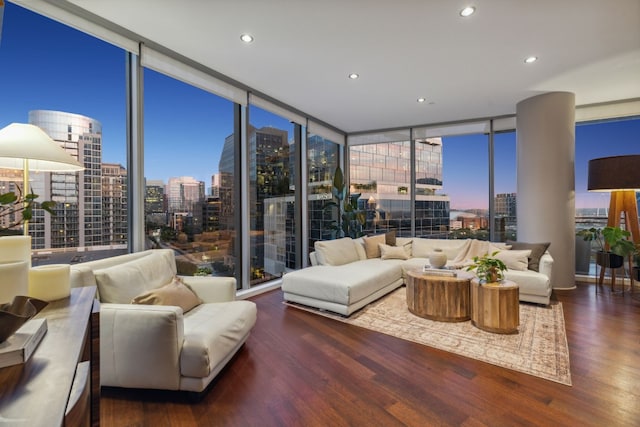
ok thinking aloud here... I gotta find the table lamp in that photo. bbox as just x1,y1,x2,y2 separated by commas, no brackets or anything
0,123,84,234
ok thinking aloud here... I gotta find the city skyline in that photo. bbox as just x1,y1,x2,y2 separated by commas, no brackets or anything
1,3,639,211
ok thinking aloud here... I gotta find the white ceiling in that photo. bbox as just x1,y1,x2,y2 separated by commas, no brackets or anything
66,0,640,134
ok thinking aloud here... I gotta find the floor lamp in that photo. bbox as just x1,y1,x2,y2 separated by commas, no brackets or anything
0,123,84,235
588,155,640,290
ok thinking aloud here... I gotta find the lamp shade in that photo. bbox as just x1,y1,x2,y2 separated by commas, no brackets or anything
587,155,640,192
0,123,84,171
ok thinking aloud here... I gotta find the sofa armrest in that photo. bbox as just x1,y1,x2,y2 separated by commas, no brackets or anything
179,275,236,303
539,252,554,279
100,303,184,390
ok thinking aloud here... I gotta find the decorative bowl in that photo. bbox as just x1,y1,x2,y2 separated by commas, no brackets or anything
0,296,48,343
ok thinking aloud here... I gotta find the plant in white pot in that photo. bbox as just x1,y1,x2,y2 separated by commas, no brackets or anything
466,251,507,285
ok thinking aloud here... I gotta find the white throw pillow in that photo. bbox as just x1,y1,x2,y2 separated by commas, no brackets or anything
95,251,176,303
363,234,386,258
379,243,409,260
314,238,360,266
495,249,531,271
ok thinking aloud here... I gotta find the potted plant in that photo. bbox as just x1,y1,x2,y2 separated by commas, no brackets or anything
576,226,636,269
466,251,507,285
0,187,55,233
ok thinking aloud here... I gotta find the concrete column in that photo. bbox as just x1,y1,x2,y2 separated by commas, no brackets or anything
516,92,576,290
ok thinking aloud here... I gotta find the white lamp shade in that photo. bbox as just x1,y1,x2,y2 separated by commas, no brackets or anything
0,123,84,171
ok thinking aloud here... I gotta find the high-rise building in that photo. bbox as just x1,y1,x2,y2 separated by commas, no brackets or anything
249,126,291,277
349,138,450,238
29,110,104,249
495,192,517,241
144,179,166,226
210,173,220,198
166,176,205,214
102,163,128,245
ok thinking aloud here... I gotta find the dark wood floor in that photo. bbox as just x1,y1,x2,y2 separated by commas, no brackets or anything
101,283,640,427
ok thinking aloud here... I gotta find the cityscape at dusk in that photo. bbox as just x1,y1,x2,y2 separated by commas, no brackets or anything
2,3,638,214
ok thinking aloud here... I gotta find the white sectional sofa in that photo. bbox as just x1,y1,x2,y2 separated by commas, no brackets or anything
282,235,553,316
69,249,257,393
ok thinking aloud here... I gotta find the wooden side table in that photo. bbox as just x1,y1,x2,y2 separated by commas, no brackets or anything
406,270,473,322
471,279,519,334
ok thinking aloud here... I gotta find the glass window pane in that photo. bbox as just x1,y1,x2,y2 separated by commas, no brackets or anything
441,133,489,240
494,131,517,242
0,4,128,264
308,135,339,247
249,106,296,285
144,69,236,283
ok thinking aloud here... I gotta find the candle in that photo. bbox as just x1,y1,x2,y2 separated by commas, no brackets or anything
0,260,29,304
0,236,32,267
28,264,71,301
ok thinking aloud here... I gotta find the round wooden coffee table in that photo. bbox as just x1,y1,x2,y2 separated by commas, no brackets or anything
406,270,473,322
470,279,519,334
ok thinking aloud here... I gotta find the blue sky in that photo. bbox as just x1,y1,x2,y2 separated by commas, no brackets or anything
1,3,638,208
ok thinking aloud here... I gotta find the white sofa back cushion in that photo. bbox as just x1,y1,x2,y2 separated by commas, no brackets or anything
314,237,361,266
412,238,468,260
94,250,176,303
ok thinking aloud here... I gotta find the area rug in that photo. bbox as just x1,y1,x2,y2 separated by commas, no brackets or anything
285,288,572,386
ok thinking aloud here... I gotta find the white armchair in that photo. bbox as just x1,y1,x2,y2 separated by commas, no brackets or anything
70,249,257,393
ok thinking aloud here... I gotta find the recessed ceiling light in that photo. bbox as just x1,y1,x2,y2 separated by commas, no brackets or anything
240,34,254,43
460,6,475,17
348,73,359,79
524,56,538,64
417,97,426,103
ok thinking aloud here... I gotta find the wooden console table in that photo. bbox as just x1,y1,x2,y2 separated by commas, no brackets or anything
0,286,100,427
406,270,473,322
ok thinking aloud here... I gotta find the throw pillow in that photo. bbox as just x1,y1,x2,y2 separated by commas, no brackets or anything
385,230,397,246
506,241,551,272
94,251,176,304
132,276,202,313
314,238,360,266
495,249,531,271
363,234,386,258
380,243,409,260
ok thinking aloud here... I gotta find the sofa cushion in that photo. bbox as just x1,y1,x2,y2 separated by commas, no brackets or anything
380,243,409,260
506,241,551,272
504,269,551,298
94,251,176,304
132,277,202,313
495,249,531,271
314,238,361,266
364,234,386,258
282,258,403,306
412,238,468,260
385,230,397,246
180,300,257,378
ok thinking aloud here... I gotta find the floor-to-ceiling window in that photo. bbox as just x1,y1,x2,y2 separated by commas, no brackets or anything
143,69,236,280
308,134,339,247
493,131,517,242
574,116,640,275
248,105,296,285
440,133,489,240
0,3,127,265
350,141,413,237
